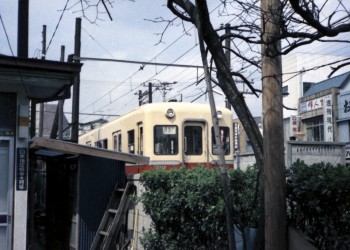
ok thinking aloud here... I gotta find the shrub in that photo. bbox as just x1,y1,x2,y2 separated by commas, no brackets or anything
286,160,350,249
139,166,259,249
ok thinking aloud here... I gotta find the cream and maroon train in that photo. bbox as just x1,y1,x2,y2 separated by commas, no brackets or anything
79,102,234,174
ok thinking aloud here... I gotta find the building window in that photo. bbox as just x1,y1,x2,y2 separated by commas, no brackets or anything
306,117,324,141
154,125,178,155
212,127,230,155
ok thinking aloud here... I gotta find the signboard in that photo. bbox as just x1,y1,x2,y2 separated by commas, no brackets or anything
290,115,302,136
300,94,331,113
16,148,27,191
323,96,333,142
346,143,350,164
338,92,350,120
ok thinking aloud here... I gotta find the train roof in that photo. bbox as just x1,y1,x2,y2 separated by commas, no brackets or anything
79,102,233,137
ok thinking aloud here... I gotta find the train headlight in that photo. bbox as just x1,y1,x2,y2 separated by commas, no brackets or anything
166,108,175,118
216,111,223,119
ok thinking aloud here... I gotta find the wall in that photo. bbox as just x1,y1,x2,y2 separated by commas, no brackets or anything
286,141,345,168
127,174,151,250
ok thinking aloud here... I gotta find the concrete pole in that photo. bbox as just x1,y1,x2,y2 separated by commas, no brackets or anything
71,18,81,142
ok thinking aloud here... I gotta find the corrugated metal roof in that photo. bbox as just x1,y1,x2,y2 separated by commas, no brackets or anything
303,71,350,97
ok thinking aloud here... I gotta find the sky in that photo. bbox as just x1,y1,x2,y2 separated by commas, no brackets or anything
0,0,349,123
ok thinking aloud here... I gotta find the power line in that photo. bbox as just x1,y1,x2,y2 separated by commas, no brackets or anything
74,56,204,69
46,0,70,55
0,12,14,56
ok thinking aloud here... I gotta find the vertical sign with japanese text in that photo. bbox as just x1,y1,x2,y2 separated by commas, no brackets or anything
290,115,302,136
16,148,27,191
323,97,333,142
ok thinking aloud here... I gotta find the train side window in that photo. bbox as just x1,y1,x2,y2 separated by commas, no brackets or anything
113,134,117,151
154,125,178,155
139,127,144,155
95,139,108,149
128,130,135,154
118,133,122,151
184,126,203,155
211,127,230,155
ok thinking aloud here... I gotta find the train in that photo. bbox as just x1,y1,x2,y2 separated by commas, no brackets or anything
78,102,234,174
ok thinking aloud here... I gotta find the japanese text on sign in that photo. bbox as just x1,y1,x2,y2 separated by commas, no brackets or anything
16,148,27,191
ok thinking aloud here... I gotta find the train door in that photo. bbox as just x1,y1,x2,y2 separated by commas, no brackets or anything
0,137,14,250
183,121,207,166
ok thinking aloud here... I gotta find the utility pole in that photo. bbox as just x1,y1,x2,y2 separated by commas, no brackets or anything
261,0,287,249
39,25,46,137
195,2,236,249
152,81,176,102
50,45,65,139
58,46,65,139
225,23,232,110
17,0,29,57
148,82,153,103
71,18,81,142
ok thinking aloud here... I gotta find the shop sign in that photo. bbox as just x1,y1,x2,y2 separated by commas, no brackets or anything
323,96,333,142
290,115,302,136
16,148,27,191
300,95,331,113
338,92,350,120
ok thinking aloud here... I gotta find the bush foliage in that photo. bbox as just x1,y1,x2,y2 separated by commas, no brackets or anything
286,160,350,249
139,162,350,249
139,166,259,250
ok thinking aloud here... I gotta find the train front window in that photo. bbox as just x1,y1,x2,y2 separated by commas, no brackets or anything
184,126,203,155
212,126,230,155
154,125,178,155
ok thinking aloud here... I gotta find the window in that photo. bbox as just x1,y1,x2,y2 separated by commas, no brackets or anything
113,131,122,151
212,127,230,155
128,130,135,154
139,127,144,155
306,117,324,141
184,126,203,155
154,125,178,155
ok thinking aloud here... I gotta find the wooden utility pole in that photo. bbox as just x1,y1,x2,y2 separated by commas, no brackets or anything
261,0,287,249
71,18,81,142
39,25,46,137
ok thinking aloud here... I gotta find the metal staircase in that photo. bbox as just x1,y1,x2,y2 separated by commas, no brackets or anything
90,181,136,250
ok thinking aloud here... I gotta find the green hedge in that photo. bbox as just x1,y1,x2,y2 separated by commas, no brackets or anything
139,162,350,249
139,166,259,250
286,160,350,249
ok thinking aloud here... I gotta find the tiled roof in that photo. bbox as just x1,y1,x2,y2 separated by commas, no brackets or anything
303,71,350,97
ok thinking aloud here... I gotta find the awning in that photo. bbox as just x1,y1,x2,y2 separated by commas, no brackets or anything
0,55,82,102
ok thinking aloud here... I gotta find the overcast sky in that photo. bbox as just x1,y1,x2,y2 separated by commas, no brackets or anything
0,0,349,123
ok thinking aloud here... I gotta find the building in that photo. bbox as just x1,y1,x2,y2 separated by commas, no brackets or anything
79,118,108,135
0,55,82,250
282,53,350,118
297,71,350,142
